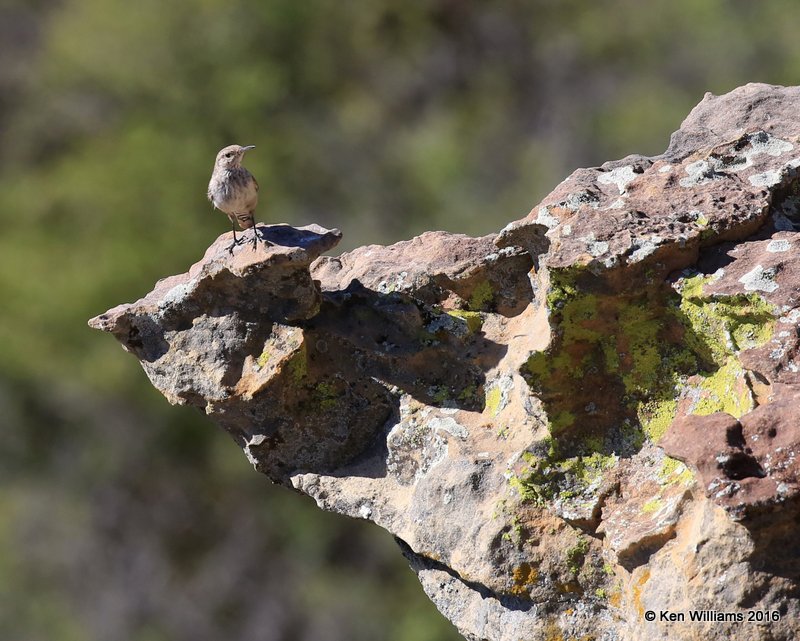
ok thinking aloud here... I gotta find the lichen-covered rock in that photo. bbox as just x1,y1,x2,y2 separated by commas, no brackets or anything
91,84,800,641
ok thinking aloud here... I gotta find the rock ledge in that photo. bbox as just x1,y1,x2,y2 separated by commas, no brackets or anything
91,85,800,641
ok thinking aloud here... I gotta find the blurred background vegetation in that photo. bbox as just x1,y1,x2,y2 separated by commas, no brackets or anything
1,0,800,639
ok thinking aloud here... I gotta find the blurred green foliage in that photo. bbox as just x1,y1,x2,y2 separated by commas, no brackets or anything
2,0,800,639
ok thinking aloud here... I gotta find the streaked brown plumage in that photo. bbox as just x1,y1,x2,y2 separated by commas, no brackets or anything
207,144,263,252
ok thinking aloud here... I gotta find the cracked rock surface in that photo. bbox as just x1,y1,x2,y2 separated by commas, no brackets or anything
91,84,800,641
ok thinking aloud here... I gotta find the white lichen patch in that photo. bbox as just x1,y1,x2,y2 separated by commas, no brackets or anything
679,159,726,188
749,171,781,188
598,165,638,194
600,254,621,269
766,239,791,253
483,246,522,264
708,267,725,283
160,279,198,309
738,265,779,293
770,346,786,360
588,240,609,257
385,397,456,482
485,375,514,416
428,416,469,439
628,236,663,263
376,271,409,294
680,133,792,189
563,190,601,210
778,308,800,324
603,197,625,210
748,132,794,158
536,206,560,230
427,312,466,337
659,164,673,173
726,133,795,176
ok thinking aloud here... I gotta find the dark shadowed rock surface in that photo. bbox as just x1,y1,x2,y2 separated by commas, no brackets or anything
91,85,800,641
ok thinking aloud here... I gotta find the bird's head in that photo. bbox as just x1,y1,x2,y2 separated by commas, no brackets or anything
214,144,255,169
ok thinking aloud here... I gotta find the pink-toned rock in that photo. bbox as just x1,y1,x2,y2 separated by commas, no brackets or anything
499,84,800,286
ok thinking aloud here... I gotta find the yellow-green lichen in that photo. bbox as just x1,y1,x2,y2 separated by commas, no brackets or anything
641,498,663,514
526,280,685,441
550,410,576,434
458,383,479,403
447,309,484,333
501,514,525,545
431,385,450,403
468,280,494,311
287,346,307,382
693,358,753,417
527,269,775,436
417,329,438,346
637,398,677,442
527,285,603,388
511,447,617,506
601,340,620,372
565,536,590,575
617,301,663,395
256,350,271,369
515,266,774,507
659,456,695,486
485,386,503,416
677,274,774,418
314,382,340,409
678,274,775,362
526,351,550,381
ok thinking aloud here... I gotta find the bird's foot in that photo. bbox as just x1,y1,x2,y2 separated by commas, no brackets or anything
226,235,245,254
252,227,273,250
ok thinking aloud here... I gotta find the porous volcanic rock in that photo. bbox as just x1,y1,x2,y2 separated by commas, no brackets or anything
91,84,800,641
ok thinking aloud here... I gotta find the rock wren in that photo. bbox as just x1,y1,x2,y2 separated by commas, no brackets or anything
207,144,263,252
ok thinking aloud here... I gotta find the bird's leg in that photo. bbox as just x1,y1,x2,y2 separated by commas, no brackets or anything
252,219,272,249
250,216,272,249
226,221,239,254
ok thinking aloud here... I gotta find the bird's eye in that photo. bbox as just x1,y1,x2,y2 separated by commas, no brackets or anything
225,152,233,158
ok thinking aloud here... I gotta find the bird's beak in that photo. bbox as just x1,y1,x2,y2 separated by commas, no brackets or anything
242,145,255,151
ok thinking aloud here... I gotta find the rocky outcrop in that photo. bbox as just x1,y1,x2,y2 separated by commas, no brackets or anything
90,84,800,641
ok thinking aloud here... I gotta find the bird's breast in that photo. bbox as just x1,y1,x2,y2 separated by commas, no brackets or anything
208,169,258,213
